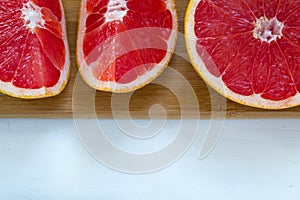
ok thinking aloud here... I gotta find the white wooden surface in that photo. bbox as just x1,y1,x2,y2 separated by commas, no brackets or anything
0,119,300,199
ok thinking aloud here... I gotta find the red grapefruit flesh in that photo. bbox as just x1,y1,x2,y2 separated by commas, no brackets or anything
77,0,178,92
0,0,70,98
185,0,300,109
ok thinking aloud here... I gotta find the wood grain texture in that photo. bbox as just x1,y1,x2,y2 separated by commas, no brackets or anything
0,0,299,119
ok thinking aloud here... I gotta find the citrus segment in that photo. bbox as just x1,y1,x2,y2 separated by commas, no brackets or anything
32,0,62,21
276,1,300,21
77,0,178,92
35,28,65,70
242,0,264,18
185,0,300,109
12,33,61,89
0,0,70,98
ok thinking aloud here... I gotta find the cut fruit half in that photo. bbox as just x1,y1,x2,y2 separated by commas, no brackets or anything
77,0,178,93
0,0,70,99
185,0,300,109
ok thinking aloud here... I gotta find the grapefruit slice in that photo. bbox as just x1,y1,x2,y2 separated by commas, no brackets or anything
77,0,178,92
185,0,300,109
0,0,70,99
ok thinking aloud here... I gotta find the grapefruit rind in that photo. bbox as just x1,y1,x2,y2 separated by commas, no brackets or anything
185,0,300,109
77,0,178,93
0,0,70,99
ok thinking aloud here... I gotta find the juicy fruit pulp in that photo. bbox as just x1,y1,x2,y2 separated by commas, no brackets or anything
77,0,177,92
186,0,300,109
0,0,69,98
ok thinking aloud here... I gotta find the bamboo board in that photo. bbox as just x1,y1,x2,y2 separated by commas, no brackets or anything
0,0,299,119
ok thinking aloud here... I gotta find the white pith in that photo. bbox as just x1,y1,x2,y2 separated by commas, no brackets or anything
185,0,300,109
77,0,178,93
21,1,45,32
253,17,284,44
104,0,128,23
0,0,70,99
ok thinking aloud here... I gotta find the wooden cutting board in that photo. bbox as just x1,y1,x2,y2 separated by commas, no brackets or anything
0,0,299,119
